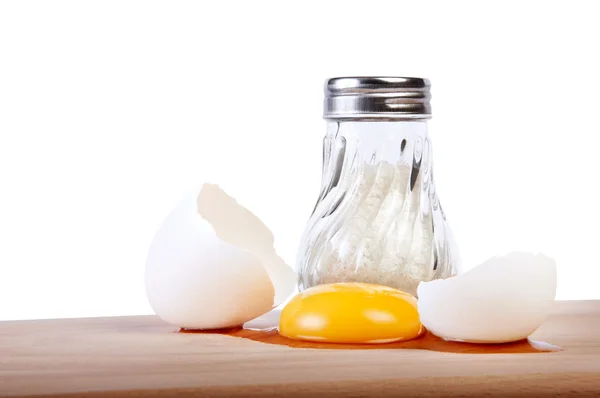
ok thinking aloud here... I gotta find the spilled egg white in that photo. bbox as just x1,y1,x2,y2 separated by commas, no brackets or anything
417,252,557,343
145,183,296,330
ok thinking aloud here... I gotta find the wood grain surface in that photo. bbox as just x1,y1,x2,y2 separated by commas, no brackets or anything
1,300,599,398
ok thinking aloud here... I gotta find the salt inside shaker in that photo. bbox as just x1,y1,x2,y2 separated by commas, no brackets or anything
296,77,461,296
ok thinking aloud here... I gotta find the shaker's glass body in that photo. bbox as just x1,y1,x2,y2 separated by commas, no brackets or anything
296,120,460,296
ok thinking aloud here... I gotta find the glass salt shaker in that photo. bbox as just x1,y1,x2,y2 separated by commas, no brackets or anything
296,77,461,296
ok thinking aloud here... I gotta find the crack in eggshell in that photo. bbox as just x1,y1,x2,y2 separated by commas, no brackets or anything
196,183,296,306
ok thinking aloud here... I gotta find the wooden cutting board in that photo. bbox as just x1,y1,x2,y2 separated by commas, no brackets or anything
1,300,599,398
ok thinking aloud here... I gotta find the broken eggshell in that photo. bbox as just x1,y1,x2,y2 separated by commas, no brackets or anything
145,183,296,330
417,251,557,343
196,183,296,306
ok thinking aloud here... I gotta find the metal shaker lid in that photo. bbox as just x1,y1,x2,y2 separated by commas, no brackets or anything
324,76,432,120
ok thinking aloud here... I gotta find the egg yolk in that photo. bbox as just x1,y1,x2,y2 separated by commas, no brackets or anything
279,282,424,344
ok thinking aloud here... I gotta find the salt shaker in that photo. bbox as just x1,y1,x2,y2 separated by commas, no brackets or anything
296,77,461,296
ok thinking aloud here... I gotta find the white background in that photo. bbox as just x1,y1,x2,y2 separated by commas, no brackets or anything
1,1,599,321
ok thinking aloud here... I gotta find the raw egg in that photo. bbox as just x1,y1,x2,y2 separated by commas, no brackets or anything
279,283,424,344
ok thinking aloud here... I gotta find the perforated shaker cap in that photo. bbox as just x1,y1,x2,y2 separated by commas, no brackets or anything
324,76,432,120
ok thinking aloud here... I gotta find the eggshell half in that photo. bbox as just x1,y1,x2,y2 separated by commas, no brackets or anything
145,187,276,330
417,252,557,343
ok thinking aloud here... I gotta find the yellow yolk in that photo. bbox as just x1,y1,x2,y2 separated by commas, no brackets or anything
279,282,424,344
